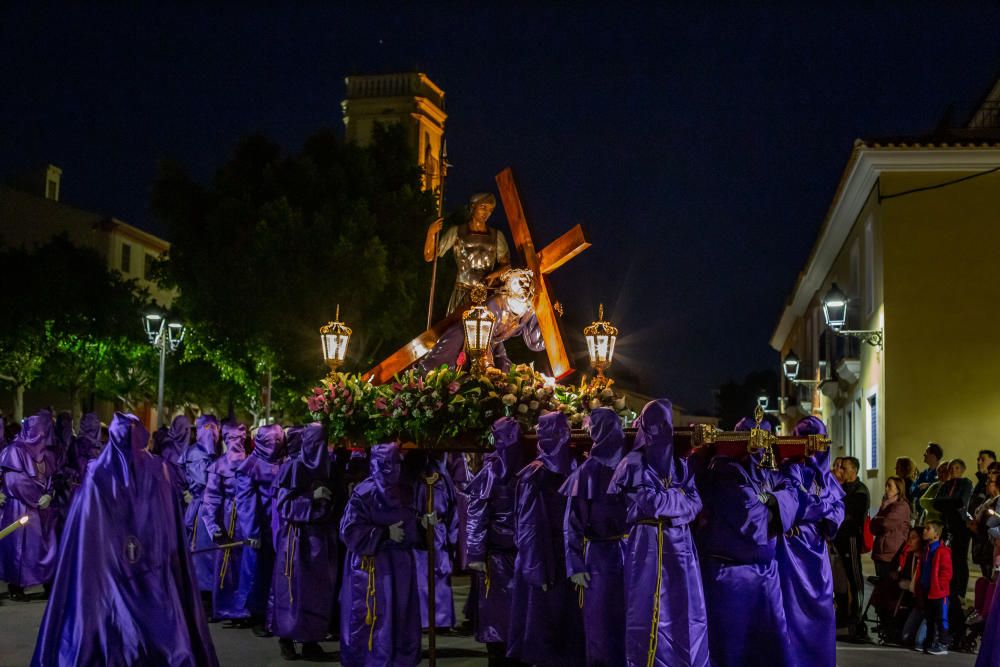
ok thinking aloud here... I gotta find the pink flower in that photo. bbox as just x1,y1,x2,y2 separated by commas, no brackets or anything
392,398,402,408
447,381,460,395
306,396,325,412
401,408,409,417
434,401,444,410
417,376,425,391
374,397,387,411
392,382,403,392
345,394,354,405
341,388,351,399
313,387,324,396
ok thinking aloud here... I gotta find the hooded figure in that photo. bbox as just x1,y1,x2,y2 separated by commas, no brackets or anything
234,423,287,625
340,442,423,667
466,418,524,660
697,417,798,667
409,451,459,630
181,414,221,592
607,399,709,667
272,424,339,660
200,421,252,621
156,415,192,502
30,412,219,667
561,407,631,667
507,411,584,667
776,417,845,667
0,411,59,597
69,413,104,481
50,411,75,530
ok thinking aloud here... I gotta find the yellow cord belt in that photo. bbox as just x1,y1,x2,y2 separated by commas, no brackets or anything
647,523,665,667
362,555,377,651
219,500,238,587
283,524,299,604
577,538,589,609
484,558,492,598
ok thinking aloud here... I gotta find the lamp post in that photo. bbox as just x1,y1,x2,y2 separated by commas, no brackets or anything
757,393,769,410
821,283,883,349
144,314,185,428
320,305,353,373
583,304,618,386
462,285,496,377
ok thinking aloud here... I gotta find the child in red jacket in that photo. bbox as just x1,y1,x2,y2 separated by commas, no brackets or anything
917,521,953,655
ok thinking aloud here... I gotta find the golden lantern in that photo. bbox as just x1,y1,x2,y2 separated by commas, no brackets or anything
584,303,618,384
462,284,496,376
320,304,352,372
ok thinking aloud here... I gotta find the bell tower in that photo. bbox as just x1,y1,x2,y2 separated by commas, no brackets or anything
342,72,447,197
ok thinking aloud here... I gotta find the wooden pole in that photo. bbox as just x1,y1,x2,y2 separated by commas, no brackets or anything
426,141,448,329
424,472,439,666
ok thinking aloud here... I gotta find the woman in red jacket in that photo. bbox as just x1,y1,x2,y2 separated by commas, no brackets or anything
871,476,912,580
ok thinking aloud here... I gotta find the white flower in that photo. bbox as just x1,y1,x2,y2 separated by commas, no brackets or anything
517,403,529,414
507,384,519,394
570,413,584,426
535,388,546,400
600,388,614,399
502,393,517,406
614,397,626,410
589,398,601,410
521,386,534,398
529,400,539,410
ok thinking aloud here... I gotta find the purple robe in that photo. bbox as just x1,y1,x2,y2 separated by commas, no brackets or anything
508,411,584,667
978,590,1000,667
181,415,220,591
272,424,339,642
69,413,103,482
0,412,59,588
31,412,218,667
413,455,459,629
562,408,630,667
776,417,845,667
608,400,709,667
340,443,421,667
447,452,472,570
234,423,286,619
200,421,251,618
156,415,191,501
698,418,798,667
466,418,523,644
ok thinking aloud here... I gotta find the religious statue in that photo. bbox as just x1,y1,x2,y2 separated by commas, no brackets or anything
424,192,510,315
419,268,544,373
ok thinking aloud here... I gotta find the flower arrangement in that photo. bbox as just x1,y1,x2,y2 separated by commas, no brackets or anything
479,363,562,431
555,376,636,427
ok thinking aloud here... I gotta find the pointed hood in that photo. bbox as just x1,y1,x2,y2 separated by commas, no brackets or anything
490,417,523,480
55,411,73,461
278,424,329,490
633,399,675,479
299,423,328,472
73,413,103,462
104,412,150,487
251,424,286,464
159,415,191,467
586,407,625,468
792,415,837,489
536,411,572,475
214,421,249,477
17,410,54,462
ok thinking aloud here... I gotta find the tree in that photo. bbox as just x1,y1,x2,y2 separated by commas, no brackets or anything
152,124,439,414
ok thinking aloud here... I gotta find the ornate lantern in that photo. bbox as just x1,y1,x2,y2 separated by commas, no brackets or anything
821,283,849,331
320,304,352,372
782,350,800,381
584,304,618,384
462,284,496,376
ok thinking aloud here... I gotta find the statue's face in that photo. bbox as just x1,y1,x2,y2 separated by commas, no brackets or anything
471,201,494,226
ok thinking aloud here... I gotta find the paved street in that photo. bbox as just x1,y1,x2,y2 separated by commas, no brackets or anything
0,576,981,666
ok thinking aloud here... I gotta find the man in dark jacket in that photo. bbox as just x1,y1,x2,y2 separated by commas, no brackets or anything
934,458,974,643
971,450,997,515
835,457,870,642
912,443,943,509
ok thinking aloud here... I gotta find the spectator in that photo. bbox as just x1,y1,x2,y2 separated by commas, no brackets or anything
885,527,925,645
918,461,951,524
934,458,974,641
872,476,911,580
971,475,1000,579
834,456,870,641
896,457,919,491
912,443,943,508
971,450,998,514
914,521,954,655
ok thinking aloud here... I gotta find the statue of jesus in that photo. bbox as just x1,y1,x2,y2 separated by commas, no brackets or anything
423,192,510,315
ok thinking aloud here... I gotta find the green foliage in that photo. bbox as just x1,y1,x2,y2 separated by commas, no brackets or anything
153,124,438,413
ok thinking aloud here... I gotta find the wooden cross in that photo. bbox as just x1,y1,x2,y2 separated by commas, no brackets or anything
365,167,589,384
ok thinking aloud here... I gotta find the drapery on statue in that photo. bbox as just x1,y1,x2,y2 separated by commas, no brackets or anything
424,193,511,316
419,268,544,374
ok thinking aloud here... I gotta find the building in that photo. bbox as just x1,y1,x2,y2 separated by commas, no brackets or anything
770,81,1000,509
341,72,447,198
0,165,174,306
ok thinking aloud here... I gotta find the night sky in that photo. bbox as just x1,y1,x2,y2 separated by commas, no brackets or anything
3,4,999,411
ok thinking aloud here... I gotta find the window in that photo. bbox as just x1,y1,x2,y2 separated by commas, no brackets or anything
867,394,878,470
46,179,58,200
144,253,155,280
864,217,875,315
120,243,132,273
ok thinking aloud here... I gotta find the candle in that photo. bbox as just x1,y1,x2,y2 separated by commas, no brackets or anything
0,515,29,541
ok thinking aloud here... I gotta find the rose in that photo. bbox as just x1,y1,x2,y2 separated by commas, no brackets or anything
502,394,517,406
507,384,519,394
535,388,546,400
517,404,529,414
529,400,539,410
521,387,534,398
447,381,460,395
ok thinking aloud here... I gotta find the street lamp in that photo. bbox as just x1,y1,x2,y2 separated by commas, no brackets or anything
782,350,821,387
583,303,618,386
821,283,884,349
144,313,185,428
757,393,769,410
320,304,352,372
462,285,496,377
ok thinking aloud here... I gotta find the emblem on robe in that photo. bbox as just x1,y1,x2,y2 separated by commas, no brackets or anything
125,535,142,564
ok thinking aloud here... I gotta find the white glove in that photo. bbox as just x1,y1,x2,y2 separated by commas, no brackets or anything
570,572,591,589
247,538,261,549
388,521,405,543
313,486,333,501
541,584,549,592
0,492,6,507
182,490,194,504
468,561,487,573
37,494,52,510
421,512,440,528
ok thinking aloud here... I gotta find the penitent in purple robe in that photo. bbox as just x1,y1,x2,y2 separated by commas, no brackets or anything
181,415,220,592
200,421,251,619
413,453,459,629
561,407,630,667
31,412,219,667
0,411,59,589
777,417,845,667
507,411,584,667
340,443,422,667
608,400,709,667
447,452,472,571
234,423,286,620
466,418,524,646
156,415,192,502
698,418,798,667
69,413,104,482
272,424,339,643
977,592,1000,667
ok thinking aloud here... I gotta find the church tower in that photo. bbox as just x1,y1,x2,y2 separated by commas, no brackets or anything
341,72,447,197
